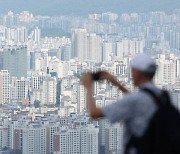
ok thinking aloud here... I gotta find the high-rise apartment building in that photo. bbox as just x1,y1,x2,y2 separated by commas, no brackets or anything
102,42,116,62
101,12,118,23
53,124,99,154
0,70,10,104
32,76,57,106
42,77,57,105
22,125,47,154
87,33,102,62
77,83,86,113
46,125,60,153
155,54,177,85
72,29,88,61
2,46,27,79
116,39,144,57
72,29,102,62
11,77,29,103
33,27,41,43
4,27,28,43
0,125,8,149
105,123,124,154
80,124,99,154
60,43,72,61
54,129,80,154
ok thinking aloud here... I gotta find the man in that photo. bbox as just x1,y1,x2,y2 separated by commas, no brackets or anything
82,54,160,154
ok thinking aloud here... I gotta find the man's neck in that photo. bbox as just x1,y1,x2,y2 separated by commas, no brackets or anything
137,79,152,88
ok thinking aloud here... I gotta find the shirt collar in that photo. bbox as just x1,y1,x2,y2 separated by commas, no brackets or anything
139,81,154,89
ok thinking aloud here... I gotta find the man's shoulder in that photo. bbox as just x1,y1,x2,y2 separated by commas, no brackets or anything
122,90,156,107
124,91,151,100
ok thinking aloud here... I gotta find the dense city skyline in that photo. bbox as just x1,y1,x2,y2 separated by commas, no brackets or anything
0,4,179,154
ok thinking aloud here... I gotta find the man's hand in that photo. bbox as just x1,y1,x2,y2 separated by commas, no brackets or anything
100,71,129,93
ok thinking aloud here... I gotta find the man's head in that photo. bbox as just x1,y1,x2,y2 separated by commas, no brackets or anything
131,54,157,87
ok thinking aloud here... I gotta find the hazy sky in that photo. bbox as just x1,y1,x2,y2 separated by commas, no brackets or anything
0,0,179,16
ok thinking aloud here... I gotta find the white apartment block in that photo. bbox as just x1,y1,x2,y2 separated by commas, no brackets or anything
0,70,10,104
22,125,46,154
11,77,29,103
80,124,99,154
77,84,86,113
105,123,124,154
0,126,8,149
87,33,102,62
155,54,177,86
32,76,57,106
53,124,98,154
54,129,80,154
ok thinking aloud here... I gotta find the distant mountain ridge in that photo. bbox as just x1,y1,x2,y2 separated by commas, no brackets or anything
0,0,179,16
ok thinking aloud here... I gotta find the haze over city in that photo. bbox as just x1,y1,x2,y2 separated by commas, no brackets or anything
0,0,180,15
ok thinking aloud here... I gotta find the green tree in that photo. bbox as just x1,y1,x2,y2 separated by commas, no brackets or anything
34,100,40,108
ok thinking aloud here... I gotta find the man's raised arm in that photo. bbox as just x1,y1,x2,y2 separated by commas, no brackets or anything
82,73,104,119
82,71,129,119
